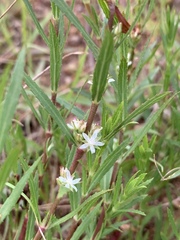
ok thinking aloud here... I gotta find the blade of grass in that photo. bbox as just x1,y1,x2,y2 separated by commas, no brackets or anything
92,30,114,103
49,21,61,92
50,190,111,228
0,147,21,192
23,73,75,144
52,0,99,59
23,0,49,46
120,94,175,164
105,92,171,140
0,157,41,223
0,48,25,154
71,202,101,240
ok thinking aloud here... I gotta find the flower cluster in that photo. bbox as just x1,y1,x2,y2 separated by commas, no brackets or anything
57,168,81,192
67,119,104,154
67,119,87,143
79,128,104,154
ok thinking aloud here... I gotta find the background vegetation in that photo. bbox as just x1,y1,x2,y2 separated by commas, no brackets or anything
0,0,180,239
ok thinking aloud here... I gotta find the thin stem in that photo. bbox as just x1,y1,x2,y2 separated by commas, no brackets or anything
85,102,98,134
66,220,81,240
0,0,17,19
92,204,105,240
33,196,60,240
70,148,84,174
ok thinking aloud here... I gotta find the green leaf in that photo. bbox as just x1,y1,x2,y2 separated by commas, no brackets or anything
71,202,101,240
88,140,128,193
167,208,179,238
0,48,25,153
25,208,35,240
49,190,111,228
21,87,45,129
116,209,146,216
57,97,85,120
0,157,41,223
120,94,175,164
49,21,61,91
117,58,128,119
92,31,114,103
112,168,122,205
21,160,41,223
0,65,10,104
23,0,49,46
23,73,75,144
51,0,99,59
105,92,171,140
0,147,21,192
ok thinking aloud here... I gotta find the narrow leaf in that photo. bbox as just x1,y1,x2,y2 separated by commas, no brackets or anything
52,0,99,58
105,92,171,140
120,94,175,164
0,157,41,223
92,31,114,102
0,147,20,192
23,73,75,144
49,21,61,91
88,140,128,192
23,0,49,46
167,208,179,238
71,202,101,240
0,48,25,153
50,190,111,228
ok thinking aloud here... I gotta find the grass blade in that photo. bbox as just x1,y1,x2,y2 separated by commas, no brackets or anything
92,30,114,103
23,73,75,144
0,48,25,153
0,147,21,192
0,157,41,223
52,0,99,59
23,0,49,46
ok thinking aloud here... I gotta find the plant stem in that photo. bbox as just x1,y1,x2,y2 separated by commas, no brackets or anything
85,102,98,133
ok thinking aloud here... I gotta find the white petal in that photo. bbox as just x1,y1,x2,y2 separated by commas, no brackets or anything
92,128,101,139
90,145,95,154
58,177,67,183
108,78,115,83
95,141,104,146
82,133,90,142
72,178,81,184
79,143,89,150
67,123,74,129
71,185,78,192
65,169,72,180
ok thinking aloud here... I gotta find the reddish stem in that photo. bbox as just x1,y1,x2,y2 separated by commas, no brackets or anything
70,148,84,174
92,204,105,240
85,102,98,134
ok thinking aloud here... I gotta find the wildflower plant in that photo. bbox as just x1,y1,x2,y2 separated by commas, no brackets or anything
0,0,180,240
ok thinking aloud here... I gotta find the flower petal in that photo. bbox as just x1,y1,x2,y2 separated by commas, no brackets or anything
79,143,89,150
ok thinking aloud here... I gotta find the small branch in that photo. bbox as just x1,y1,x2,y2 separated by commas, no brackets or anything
85,102,98,134
0,0,17,19
110,162,119,187
66,219,81,240
92,204,105,240
33,196,60,240
42,131,52,166
19,215,28,240
70,148,84,174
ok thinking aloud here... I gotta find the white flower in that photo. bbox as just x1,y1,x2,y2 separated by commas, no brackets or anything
108,78,115,83
58,168,81,192
79,128,104,154
67,119,86,132
87,78,115,85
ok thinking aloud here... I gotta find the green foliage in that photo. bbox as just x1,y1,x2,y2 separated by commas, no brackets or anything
91,30,114,103
0,0,179,239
